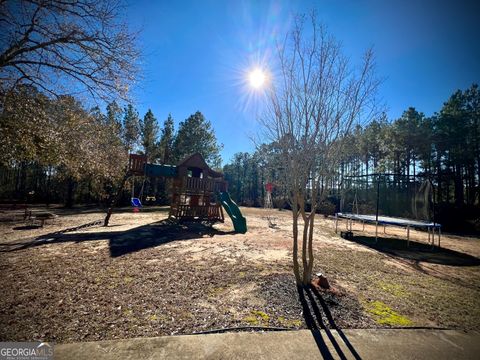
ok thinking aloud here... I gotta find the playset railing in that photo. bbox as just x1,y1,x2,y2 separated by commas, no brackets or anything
170,204,223,220
179,177,227,193
128,154,147,175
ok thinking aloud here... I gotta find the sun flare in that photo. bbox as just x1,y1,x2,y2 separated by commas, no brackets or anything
249,68,266,89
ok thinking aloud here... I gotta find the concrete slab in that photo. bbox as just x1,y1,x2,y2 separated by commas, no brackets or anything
338,329,480,360
55,329,480,360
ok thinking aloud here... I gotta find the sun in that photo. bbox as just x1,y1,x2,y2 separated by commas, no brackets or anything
249,68,266,89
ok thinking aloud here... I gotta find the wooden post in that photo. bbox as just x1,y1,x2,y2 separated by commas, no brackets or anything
407,225,410,247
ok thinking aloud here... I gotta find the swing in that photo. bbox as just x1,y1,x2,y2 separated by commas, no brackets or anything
131,197,142,207
131,175,143,208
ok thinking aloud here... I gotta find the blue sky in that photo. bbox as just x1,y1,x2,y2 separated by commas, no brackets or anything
127,0,479,164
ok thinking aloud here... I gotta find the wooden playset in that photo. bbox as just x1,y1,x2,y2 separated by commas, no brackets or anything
127,153,246,233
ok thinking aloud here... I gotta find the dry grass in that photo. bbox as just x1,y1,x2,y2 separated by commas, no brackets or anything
0,206,479,342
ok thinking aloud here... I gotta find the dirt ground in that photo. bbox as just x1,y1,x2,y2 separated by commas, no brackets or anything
0,206,479,342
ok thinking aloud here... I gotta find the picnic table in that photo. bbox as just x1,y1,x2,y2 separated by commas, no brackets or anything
29,212,57,227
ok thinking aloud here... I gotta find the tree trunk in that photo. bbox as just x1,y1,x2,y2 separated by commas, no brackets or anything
436,156,442,203
454,164,464,206
365,154,369,190
301,209,309,285
291,193,302,284
65,177,76,208
104,173,130,226
45,167,51,207
306,211,316,285
19,162,27,200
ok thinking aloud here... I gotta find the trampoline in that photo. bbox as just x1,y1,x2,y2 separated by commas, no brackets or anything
335,212,441,247
334,173,442,248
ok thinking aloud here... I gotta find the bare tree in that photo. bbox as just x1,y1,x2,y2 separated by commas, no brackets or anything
0,0,139,102
260,14,380,286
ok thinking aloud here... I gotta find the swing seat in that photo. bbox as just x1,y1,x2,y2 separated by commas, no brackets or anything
131,197,142,207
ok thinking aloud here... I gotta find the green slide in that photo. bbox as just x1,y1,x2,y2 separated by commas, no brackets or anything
219,192,247,233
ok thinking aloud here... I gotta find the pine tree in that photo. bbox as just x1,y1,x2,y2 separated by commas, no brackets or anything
140,109,159,159
173,111,223,167
106,101,123,136
123,104,140,152
159,114,175,164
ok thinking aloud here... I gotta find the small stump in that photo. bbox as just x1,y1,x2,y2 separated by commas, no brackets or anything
312,273,330,290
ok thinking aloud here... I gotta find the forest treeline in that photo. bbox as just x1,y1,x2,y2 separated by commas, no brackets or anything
0,85,222,207
223,84,480,232
1,84,479,231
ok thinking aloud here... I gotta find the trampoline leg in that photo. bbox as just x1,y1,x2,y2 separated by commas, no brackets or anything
438,227,441,248
407,225,410,247
375,221,378,243
362,221,365,232
384,225,386,234
335,214,338,234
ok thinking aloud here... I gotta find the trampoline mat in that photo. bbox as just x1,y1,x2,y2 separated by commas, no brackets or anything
336,213,440,228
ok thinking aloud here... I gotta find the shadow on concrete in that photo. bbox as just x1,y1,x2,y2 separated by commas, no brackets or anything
298,285,362,360
347,235,480,267
0,219,233,257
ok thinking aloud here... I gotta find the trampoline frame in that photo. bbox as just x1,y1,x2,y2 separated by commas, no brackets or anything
334,212,441,247
336,173,441,247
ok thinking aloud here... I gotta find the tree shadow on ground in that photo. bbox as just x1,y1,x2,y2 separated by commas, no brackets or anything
39,205,170,217
346,235,480,266
298,285,362,360
12,225,42,230
0,219,233,257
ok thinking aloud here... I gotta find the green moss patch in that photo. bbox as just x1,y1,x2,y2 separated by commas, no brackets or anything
365,300,413,326
244,310,270,325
